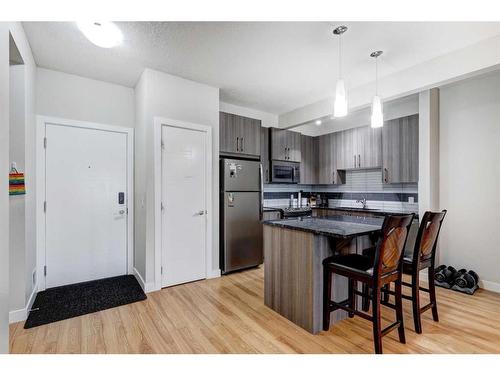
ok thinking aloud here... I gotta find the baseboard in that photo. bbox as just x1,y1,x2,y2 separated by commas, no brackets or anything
133,267,155,293
479,279,500,293
422,270,499,294
9,283,38,324
207,269,221,279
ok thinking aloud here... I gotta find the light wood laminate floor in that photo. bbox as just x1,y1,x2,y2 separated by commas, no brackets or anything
9,267,500,353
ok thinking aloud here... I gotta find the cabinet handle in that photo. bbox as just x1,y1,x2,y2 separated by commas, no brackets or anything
236,137,240,152
332,170,335,184
384,168,389,183
241,137,244,152
358,154,361,168
354,155,356,168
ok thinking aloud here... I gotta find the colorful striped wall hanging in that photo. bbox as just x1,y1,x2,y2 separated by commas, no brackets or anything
9,169,26,196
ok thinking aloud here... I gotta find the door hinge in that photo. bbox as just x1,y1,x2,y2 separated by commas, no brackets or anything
161,202,165,211
43,137,47,149
161,141,165,150
44,265,47,276
43,201,47,213
161,266,163,275
126,207,129,214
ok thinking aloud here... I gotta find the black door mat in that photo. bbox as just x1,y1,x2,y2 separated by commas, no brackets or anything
24,275,147,329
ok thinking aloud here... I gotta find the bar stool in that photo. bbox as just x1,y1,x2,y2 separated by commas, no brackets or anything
365,210,447,334
322,214,414,354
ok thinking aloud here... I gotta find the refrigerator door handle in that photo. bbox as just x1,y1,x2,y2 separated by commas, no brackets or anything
259,163,264,220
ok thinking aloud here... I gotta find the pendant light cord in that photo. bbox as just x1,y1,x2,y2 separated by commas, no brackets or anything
375,56,378,95
338,34,342,79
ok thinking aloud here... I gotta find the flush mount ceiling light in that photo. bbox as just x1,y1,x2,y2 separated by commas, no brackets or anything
315,119,322,126
370,50,384,128
77,22,123,48
333,25,348,118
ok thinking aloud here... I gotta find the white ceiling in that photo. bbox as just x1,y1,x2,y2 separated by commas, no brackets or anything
23,21,500,114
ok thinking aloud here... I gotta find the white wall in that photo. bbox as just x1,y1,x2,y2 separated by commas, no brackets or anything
439,71,500,289
134,68,220,288
36,68,135,128
8,23,37,325
219,101,278,128
9,65,26,312
0,22,10,354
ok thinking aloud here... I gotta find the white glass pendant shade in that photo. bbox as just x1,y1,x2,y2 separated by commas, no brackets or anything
334,79,348,117
77,22,123,48
371,95,383,128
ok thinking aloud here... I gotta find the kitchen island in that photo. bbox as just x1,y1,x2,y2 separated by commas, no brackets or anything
263,215,383,334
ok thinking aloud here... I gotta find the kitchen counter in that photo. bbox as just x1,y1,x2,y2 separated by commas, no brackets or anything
263,215,383,238
264,205,418,219
263,215,383,334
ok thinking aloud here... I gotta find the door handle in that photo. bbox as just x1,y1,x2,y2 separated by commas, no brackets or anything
195,210,205,216
119,209,125,215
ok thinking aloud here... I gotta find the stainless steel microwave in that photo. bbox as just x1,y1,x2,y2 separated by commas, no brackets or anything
270,160,300,184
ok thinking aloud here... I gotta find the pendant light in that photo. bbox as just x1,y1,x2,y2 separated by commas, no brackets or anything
333,26,348,118
370,50,384,128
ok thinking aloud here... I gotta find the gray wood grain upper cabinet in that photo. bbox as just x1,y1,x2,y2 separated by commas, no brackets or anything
335,128,355,170
317,133,343,184
335,126,381,169
356,126,382,169
219,112,261,157
270,128,301,162
260,127,270,183
382,114,419,183
288,131,302,162
300,134,318,184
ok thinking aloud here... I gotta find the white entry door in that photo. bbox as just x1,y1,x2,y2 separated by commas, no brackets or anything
45,123,128,288
161,125,207,287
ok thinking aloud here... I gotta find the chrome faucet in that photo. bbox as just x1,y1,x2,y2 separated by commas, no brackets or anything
356,196,367,209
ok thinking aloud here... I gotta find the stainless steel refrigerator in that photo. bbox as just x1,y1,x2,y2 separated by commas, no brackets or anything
220,158,263,274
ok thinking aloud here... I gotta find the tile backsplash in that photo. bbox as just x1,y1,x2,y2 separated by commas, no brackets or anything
264,169,418,214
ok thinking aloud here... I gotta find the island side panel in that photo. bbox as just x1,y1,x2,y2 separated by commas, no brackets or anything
313,235,348,329
263,225,348,334
264,225,314,332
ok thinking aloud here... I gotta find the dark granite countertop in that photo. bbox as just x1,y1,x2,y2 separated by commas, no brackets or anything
264,205,418,220
263,215,383,238
263,207,282,212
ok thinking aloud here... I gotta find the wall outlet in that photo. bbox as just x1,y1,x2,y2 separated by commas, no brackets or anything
408,196,415,204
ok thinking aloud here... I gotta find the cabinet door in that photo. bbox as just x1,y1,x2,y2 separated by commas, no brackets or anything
219,112,238,154
400,114,419,182
270,128,287,161
356,126,382,168
300,134,317,184
241,117,261,156
287,130,302,162
336,128,356,169
260,127,270,183
382,114,419,183
317,133,334,184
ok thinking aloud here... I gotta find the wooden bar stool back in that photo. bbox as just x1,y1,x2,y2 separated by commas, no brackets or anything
403,210,447,333
322,214,414,354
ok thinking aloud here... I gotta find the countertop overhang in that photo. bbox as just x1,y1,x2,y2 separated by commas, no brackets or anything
263,215,383,238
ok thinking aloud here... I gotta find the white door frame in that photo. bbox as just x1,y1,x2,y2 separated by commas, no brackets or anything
154,117,213,291
36,115,134,291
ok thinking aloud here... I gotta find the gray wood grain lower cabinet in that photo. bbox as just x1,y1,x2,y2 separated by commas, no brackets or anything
382,114,419,183
300,134,318,184
219,112,261,157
